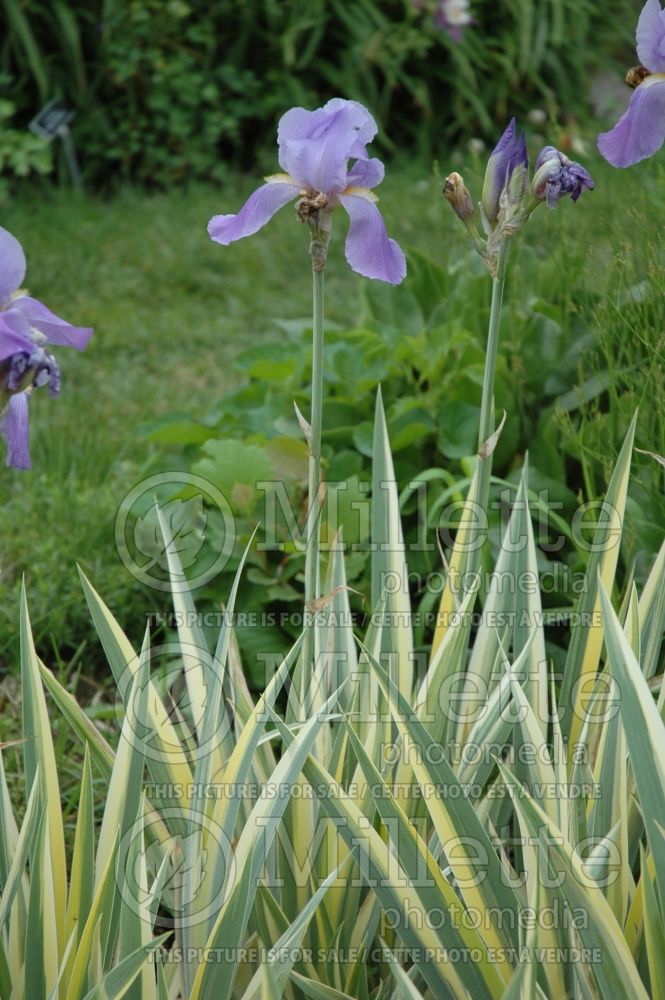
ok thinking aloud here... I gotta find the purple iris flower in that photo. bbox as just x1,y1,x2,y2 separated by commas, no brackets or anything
0,227,92,469
208,98,406,285
597,0,665,167
481,118,528,226
532,147,595,207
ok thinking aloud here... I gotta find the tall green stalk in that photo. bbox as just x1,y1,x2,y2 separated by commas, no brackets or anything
476,240,510,518
298,215,331,698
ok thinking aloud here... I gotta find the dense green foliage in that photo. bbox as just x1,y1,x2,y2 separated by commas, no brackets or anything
1,0,636,187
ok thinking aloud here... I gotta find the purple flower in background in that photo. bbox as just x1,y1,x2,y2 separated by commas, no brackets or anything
434,0,473,41
481,118,528,226
532,147,595,207
208,98,406,285
597,0,665,167
0,227,92,469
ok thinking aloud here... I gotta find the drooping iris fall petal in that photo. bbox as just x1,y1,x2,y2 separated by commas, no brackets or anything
597,77,665,167
11,297,93,350
207,179,300,245
1,392,30,469
598,0,665,167
337,192,407,285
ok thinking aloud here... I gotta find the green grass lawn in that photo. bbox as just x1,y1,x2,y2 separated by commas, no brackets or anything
1,144,664,687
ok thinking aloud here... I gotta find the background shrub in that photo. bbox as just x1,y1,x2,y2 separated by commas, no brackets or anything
1,0,636,188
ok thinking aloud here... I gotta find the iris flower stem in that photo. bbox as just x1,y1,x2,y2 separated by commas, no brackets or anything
476,240,510,515
301,259,325,689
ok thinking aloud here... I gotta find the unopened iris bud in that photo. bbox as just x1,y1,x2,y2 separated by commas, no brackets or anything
531,146,594,209
482,118,528,228
443,172,474,221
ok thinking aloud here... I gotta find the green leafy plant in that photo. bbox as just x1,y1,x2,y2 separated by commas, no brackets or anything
0,88,52,203
0,0,636,187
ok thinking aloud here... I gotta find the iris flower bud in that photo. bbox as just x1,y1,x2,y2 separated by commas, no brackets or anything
481,118,528,227
443,172,474,221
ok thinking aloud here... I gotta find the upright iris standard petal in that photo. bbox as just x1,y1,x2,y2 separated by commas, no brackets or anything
1,392,31,469
345,157,385,190
208,178,301,245
277,99,377,181
279,101,376,193
0,227,27,304
11,297,93,349
337,192,406,285
637,0,665,72
597,77,665,167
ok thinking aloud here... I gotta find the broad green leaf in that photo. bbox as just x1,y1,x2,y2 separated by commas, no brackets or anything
290,971,356,999
25,809,58,1000
20,584,67,961
63,746,95,992
501,762,648,999
80,934,170,1000
561,414,636,754
371,387,414,697
600,583,665,920
640,844,665,1000
0,768,40,936
189,687,342,1000
38,660,114,780
360,638,520,951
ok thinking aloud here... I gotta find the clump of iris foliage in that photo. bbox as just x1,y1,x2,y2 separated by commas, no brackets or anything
1,3,665,996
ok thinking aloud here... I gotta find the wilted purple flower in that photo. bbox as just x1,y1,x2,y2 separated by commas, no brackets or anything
0,227,92,469
481,118,528,227
208,98,406,285
531,147,595,207
597,0,665,167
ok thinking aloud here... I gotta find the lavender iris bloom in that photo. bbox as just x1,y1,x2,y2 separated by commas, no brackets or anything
208,98,406,285
531,148,595,207
0,227,92,469
597,0,665,167
481,118,528,227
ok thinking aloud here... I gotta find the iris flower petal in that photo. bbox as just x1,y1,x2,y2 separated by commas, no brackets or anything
338,192,406,285
482,118,528,224
208,180,300,245
637,0,665,72
346,157,385,189
12,297,93,349
278,101,378,192
1,392,31,469
0,227,27,304
597,78,665,167
0,311,33,361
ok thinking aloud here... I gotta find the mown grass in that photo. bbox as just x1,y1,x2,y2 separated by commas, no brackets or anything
1,141,664,698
